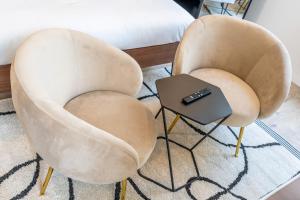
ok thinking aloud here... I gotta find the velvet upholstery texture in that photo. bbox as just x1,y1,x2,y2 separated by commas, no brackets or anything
174,15,292,126
11,29,157,184
190,68,260,127
64,91,156,167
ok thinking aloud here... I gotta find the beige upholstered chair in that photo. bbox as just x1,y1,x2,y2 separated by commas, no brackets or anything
11,29,157,198
173,15,292,157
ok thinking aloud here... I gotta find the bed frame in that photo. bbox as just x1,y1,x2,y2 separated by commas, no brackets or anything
0,42,178,99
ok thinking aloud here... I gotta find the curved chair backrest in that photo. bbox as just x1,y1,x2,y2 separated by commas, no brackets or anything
11,29,143,184
13,29,142,106
174,15,292,118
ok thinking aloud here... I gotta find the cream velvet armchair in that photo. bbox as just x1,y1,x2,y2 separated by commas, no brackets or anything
173,15,292,157
11,29,157,198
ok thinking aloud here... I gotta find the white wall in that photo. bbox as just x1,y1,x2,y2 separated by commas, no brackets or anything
246,0,300,86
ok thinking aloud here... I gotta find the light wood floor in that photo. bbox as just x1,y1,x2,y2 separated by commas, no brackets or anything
267,176,300,200
262,83,300,151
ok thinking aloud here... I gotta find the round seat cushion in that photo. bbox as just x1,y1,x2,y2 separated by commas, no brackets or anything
64,91,157,167
190,68,260,127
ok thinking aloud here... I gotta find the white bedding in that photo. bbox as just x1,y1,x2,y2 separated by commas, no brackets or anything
0,0,194,65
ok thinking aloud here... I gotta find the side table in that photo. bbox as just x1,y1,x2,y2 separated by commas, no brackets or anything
138,74,232,192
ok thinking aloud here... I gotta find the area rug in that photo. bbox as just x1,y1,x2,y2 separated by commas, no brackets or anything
0,65,299,200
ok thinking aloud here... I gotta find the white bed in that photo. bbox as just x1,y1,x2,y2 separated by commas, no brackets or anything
0,0,194,65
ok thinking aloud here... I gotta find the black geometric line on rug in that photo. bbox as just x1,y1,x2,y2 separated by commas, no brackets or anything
114,179,150,200
185,176,246,200
142,82,158,98
0,110,16,115
128,178,151,200
164,67,172,76
0,154,42,200
68,178,75,200
0,154,40,184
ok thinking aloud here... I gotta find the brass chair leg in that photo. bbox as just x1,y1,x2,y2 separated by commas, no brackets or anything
120,179,127,200
167,114,180,134
235,127,245,157
40,167,54,196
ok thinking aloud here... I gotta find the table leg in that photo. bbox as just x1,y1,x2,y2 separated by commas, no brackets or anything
162,107,175,191
155,108,162,119
167,114,181,134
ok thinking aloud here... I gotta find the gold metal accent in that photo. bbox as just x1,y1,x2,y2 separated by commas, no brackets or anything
120,179,127,200
40,167,54,196
167,114,180,134
235,127,245,157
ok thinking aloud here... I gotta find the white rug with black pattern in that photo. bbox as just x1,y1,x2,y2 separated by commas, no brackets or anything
1,65,300,200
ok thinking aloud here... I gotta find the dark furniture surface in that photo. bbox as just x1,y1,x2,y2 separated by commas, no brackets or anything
156,74,232,125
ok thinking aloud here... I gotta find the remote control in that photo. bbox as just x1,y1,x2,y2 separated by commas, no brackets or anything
182,88,211,105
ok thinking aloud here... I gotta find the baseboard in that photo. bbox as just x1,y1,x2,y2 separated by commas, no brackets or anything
124,42,178,68
0,65,11,99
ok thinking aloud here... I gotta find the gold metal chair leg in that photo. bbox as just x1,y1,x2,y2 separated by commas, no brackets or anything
120,179,127,200
40,167,54,196
167,114,180,134
235,127,245,157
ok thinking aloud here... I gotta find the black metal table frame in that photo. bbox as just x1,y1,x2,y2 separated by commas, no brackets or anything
138,106,229,192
